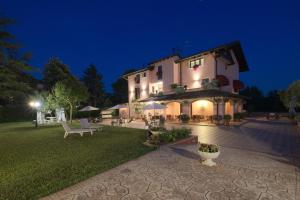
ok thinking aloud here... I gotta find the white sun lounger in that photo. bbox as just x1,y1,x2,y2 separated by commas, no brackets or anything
80,118,103,132
62,121,94,138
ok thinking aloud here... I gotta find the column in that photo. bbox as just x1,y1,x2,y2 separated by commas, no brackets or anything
218,100,225,117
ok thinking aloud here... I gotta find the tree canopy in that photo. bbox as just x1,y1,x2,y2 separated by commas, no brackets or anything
43,58,76,90
82,64,105,107
279,80,300,116
0,17,37,106
111,69,136,105
49,81,88,123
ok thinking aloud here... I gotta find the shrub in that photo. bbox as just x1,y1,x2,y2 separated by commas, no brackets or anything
199,143,219,153
159,127,192,143
175,86,185,94
150,127,166,132
223,115,232,121
0,105,35,123
234,113,242,121
179,114,190,123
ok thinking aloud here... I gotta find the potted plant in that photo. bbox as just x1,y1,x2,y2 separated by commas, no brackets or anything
198,143,220,166
179,114,190,123
234,113,242,122
223,115,232,126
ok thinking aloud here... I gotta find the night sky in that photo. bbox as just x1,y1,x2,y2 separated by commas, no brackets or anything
1,0,300,93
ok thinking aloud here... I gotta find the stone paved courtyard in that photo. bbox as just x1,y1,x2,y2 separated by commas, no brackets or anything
42,120,300,200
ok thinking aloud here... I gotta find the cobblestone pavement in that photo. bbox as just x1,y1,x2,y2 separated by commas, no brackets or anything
42,120,300,200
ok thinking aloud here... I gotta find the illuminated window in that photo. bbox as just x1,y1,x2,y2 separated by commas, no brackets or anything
190,58,204,68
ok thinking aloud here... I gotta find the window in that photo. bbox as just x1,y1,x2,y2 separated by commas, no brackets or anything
135,74,140,84
134,88,140,99
201,78,209,86
152,86,155,93
190,58,204,68
143,72,146,77
157,65,162,80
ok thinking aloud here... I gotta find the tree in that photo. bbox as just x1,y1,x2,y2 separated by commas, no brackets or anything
0,17,37,105
49,81,88,123
279,80,300,116
240,86,264,112
43,58,76,90
111,69,136,105
82,65,105,107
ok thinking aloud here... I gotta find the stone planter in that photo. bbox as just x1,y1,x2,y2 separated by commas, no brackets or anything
198,150,220,167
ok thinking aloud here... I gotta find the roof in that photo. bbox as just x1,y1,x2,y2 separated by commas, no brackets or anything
176,41,249,72
122,54,180,78
139,89,245,102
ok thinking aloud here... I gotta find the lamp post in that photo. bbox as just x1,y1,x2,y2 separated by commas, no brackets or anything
29,101,41,128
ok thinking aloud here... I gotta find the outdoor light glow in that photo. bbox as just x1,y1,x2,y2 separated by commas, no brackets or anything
149,101,154,104
197,100,208,108
193,74,200,81
193,81,201,88
29,101,41,108
141,84,147,90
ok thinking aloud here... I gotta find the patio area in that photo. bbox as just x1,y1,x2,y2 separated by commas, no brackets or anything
43,119,300,200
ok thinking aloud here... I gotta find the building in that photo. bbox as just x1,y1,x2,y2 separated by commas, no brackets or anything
123,41,249,121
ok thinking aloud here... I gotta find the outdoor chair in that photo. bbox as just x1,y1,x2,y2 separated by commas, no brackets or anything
80,118,103,131
61,121,94,138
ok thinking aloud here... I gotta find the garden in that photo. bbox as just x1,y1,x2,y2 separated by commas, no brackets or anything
0,122,154,200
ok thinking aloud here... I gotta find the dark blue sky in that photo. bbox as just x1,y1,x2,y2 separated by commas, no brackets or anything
1,0,300,93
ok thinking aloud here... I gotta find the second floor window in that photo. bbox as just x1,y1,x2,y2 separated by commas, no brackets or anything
143,72,146,77
135,74,140,84
190,58,203,68
134,88,140,99
157,66,162,80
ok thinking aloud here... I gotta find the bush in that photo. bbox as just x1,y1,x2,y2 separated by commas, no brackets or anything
199,143,219,153
234,113,242,121
223,115,232,121
150,127,166,132
159,127,192,143
0,105,35,123
179,114,190,123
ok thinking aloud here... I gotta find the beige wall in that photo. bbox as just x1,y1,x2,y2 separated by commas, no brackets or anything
148,56,180,94
180,54,216,90
165,102,181,116
216,50,239,93
191,100,214,116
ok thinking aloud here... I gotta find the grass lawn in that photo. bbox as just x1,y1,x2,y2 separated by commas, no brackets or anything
0,122,154,200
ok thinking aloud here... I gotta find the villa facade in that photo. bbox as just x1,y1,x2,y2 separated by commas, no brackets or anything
123,41,249,121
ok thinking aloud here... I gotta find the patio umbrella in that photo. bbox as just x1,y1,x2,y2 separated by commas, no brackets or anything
79,106,99,112
79,106,99,118
143,103,166,117
108,104,127,110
